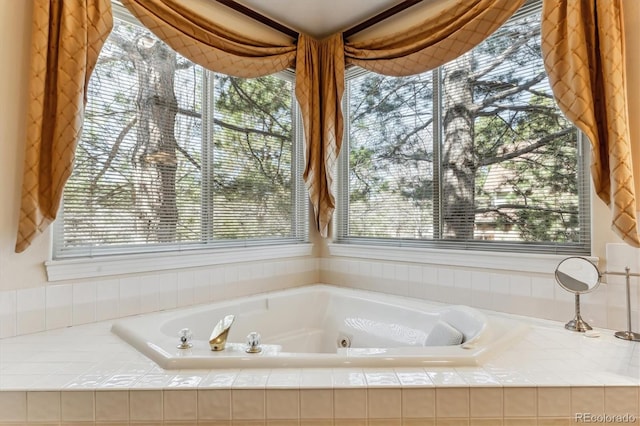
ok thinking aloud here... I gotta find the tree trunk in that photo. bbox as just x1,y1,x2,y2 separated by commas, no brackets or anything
132,39,179,243
441,54,475,239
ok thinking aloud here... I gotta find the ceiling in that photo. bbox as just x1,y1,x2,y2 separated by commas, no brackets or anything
235,0,406,38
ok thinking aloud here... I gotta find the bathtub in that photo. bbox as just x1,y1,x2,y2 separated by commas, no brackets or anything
111,284,526,369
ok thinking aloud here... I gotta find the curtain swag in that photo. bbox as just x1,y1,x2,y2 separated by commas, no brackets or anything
17,0,638,250
16,0,113,253
541,0,640,247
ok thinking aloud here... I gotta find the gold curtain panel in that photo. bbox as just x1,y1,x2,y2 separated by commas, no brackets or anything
345,0,524,76
16,0,113,253
542,0,639,247
17,0,638,250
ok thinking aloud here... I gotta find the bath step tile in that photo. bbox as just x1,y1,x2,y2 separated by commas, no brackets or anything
403,388,436,419
334,388,367,419
266,389,299,419
198,389,231,420
232,389,265,420
26,391,60,423
164,389,197,421
129,389,163,422
604,386,639,415
503,387,537,417
95,390,128,422
537,387,571,417
61,390,94,422
300,389,333,419
435,388,470,418
368,388,402,419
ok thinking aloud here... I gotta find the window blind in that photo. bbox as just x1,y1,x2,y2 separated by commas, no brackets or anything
54,10,307,259
337,1,590,255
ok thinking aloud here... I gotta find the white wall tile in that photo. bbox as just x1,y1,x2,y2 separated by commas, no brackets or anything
358,261,372,277
382,263,395,280
119,276,141,317
95,279,119,321
139,274,160,314
46,284,72,330
471,271,491,292
396,264,409,282
72,281,96,325
16,286,45,335
438,268,455,287
177,270,195,307
225,264,239,284
422,266,437,285
454,269,472,289
509,274,532,297
194,268,213,304
348,260,360,277
490,273,510,294
531,276,555,299
0,290,16,338
408,265,422,283
158,272,178,310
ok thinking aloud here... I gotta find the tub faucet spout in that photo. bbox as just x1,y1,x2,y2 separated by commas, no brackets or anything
209,314,235,351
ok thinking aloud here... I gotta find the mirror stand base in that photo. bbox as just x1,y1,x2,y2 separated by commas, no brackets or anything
565,316,592,332
614,331,640,342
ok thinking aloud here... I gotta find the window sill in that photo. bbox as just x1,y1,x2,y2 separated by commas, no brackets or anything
45,243,313,282
327,243,597,274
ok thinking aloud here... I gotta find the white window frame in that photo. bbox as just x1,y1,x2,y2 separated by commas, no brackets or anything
334,2,591,261
47,6,310,281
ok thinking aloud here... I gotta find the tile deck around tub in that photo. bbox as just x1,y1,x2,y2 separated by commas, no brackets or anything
0,309,638,423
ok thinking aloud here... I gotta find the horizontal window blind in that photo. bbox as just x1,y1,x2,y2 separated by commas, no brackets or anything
54,10,307,258
337,1,590,255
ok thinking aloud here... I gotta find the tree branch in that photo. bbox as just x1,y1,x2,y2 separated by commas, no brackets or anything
93,117,137,185
478,127,575,167
176,106,289,141
472,72,546,112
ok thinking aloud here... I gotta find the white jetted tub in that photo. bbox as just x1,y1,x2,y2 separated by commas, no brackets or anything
111,285,526,369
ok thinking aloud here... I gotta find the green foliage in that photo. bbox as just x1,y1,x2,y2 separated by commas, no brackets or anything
63,17,296,251
346,8,583,245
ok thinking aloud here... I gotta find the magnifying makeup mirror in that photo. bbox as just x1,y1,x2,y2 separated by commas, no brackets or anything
554,257,601,332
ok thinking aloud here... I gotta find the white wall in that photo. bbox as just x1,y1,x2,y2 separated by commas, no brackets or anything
0,1,639,338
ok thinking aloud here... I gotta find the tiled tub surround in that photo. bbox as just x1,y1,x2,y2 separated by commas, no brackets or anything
321,243,640,333
0,256,318,339
0,287,639,424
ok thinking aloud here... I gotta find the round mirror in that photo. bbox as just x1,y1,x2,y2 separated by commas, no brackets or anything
555,257,601,294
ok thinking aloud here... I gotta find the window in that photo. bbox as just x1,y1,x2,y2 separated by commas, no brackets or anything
337,1,590,254
54,8,308,258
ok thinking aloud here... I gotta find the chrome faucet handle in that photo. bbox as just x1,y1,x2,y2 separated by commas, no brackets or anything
177,328,193,349
245,331,262,353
